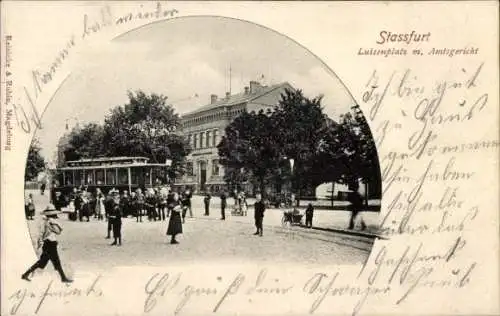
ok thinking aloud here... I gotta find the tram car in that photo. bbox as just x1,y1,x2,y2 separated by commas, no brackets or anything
54,156,172,195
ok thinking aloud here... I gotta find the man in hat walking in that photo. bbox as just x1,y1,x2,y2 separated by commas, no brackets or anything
21,204,73,283
253,193,266,236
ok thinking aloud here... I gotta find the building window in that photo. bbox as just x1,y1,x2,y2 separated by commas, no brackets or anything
212,159,220,176
206,131,211,147
200,132,204,149
187,134,192,148
186,162,194,176
213,129,219,147
193,134,198,149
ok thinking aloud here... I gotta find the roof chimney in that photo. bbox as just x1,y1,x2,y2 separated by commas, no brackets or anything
210,94,218,104
244,86,249,94
249,81,261,94
225,92,230,99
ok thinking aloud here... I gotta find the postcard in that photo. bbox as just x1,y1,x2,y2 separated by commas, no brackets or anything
1,1,498,315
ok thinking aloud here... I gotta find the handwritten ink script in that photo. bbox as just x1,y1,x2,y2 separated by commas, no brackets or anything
8,275,103,315
356,46,496,313
137,257,475,315
6,1,179,136
362,63,489,236
139,263,476,315
141,269,391,315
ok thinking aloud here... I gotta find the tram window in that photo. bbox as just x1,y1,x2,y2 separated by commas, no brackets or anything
131,168,139,185
75,171,82,186
64,171,73,186
96,170,105,185
118,169,128,185
84,170,95,185
151,168,164,184
106,169,116,185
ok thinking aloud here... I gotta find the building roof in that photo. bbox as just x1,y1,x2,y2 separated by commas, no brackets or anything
182,82,291,118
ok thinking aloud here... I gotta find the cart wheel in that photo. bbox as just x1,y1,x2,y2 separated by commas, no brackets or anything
281,215,287,227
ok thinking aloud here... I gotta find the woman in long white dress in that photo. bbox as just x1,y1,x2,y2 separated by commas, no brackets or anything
95,189,106,221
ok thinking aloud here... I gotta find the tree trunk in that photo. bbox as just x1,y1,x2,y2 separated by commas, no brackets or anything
331,182,335,208
364,182,369,207
296,176,301,207
259,177,265,199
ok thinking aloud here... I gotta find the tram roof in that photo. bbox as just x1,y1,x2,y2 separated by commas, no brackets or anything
58,163,170,171
65,156,150,164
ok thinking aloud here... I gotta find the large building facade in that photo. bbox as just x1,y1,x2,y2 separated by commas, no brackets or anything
175,81,294,194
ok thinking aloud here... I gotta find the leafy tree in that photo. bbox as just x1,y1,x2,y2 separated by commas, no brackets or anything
25,138,46,181
223,166,250,193
338,105,381,203
217,88,381,204
272,89,331,205
63,123,105,162
217,110,280,197
102,90,191,179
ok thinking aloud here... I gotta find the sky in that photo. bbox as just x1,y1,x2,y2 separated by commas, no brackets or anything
35,16,355,164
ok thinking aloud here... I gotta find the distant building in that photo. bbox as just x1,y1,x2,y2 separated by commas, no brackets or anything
175,81,294,194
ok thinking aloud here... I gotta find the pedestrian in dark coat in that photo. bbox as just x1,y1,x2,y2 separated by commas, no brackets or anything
145,190,157,221
166,192,183,244
108,193,122,246
129,191,138,221
21,204,72,283
49,181,57,204
348,181,367,230
53,191,66,211
180,191,191,223
305,203,314,228
253,194,265,236
105,193,114,239
25,194,35,220
184,189,193,217
75,192,83,221
120,191,130,217
40,182,46,195
204,192,211,216
220,191,227,220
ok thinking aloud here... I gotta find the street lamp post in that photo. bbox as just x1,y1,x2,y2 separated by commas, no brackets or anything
289,158,295,207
